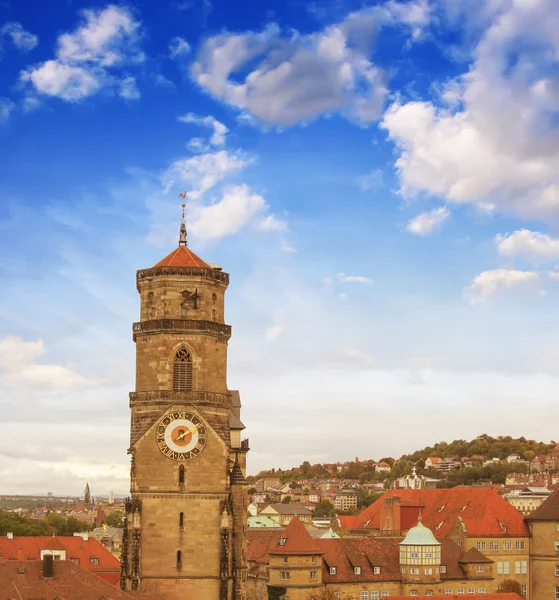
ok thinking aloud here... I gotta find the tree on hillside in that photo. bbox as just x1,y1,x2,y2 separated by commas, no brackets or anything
313,500,334,518
281,496,291,504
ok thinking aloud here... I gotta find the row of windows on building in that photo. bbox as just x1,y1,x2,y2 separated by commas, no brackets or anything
69,557,99,565
401,566,448,574
325,566,382,575
289,587,530,600
496,560,528,575
475,541,525,551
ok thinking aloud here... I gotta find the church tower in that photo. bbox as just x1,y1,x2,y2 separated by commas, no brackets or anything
121,207,249,600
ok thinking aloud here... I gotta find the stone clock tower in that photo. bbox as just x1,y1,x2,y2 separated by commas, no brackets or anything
121,213,249,600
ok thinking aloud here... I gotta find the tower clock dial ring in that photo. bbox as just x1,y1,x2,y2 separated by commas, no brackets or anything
156,410,207,461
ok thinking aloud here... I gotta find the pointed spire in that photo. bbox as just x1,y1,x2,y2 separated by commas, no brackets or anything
179,201,188,246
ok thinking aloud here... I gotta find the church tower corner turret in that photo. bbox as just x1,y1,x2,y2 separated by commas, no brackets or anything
121,206,249,600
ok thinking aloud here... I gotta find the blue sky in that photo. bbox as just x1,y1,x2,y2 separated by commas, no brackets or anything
1,0,559,495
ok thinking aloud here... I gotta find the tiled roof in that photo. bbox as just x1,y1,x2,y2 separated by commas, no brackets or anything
0,560,156,600
268,517,323,555
459,547,494,564
319,538,402,583
152,245,211,268
0,535,120,585
247,528,488,585
525,488,559,520
261,503,312,515
348,488,528,537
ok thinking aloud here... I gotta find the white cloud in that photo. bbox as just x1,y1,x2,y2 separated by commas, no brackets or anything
255,214,287,232
344,348,376,366
265,325,282,341
0,96,14,119
178,112,228,146
496,230,559,262
548,271,559,281
405,206,450,236
1,21,38,51
169,35,191,59
162,150,250,198
20,5,143,102
21,61,100,102
56,5,143,66
192,20,385,125
119,75,140,99
0,335,102,393
463,270,540,304
191,1,431,126
337,273,373,283
375,0,430,40
381,0,559,221
189,184,267,240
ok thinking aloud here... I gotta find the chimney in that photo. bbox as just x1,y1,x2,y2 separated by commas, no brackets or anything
43,554,54,579
7,532,13,540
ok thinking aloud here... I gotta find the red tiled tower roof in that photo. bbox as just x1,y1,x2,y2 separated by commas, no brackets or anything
152,245,211,268
269,517,323,555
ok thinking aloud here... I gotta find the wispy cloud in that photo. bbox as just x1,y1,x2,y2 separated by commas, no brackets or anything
20,5,144,102
1,21,38,51
406,206,449,236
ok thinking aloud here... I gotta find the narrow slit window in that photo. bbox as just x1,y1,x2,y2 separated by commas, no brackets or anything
173,347,193,391
177,550,182,567
179,465,185,484
179,512,184,527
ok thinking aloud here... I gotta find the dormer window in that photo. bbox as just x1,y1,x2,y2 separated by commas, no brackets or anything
374,566,381,574
354,566,361,575
330,566,337,575
440,565,447,573
279,537,286,546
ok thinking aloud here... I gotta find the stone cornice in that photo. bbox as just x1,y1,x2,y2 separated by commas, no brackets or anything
136,266,229,288
132,319,231,341
129,390,230,408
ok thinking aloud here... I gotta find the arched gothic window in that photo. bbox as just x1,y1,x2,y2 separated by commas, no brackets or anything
173,348,193,391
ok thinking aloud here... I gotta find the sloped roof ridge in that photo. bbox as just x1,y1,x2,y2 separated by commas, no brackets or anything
525,488,559,520
269,517,323,555
152,245,211,268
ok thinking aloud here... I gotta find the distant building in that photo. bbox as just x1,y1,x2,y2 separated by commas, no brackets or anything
89,525,123,559
333,491,358,512
83,482,91,509
376,461,391,473
504,487,552,515
425,457,442,469
259,503,313,525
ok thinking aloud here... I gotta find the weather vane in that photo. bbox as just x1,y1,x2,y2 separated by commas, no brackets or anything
178,192,188,246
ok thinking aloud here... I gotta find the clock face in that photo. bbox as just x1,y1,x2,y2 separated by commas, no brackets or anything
156,410,208,461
